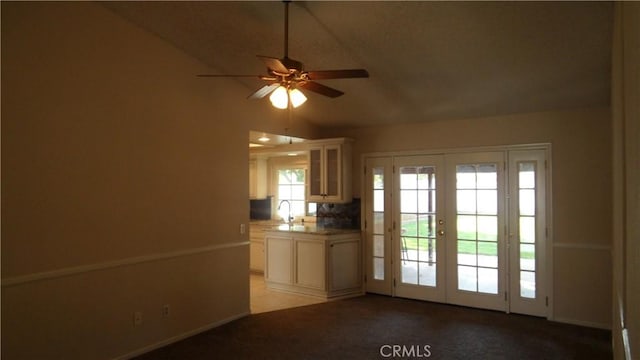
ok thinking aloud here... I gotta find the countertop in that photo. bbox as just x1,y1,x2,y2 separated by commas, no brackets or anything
252,219,360,235
264,223,360,236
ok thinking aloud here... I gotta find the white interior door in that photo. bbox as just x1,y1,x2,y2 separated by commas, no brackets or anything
393,155,445,302
445,152,507,311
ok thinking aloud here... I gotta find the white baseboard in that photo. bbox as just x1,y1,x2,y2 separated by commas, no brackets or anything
114,311,251,360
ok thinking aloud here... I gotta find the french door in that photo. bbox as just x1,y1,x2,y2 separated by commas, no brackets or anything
444,152,506,311
393,155,445,302
364,148,548,317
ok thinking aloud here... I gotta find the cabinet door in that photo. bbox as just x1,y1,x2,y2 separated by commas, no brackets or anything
329,239,360,291
308,147,323,199
265,235,293,284
324,145,341,200
295,239,326,290
249,160,257,199
249,241,264,272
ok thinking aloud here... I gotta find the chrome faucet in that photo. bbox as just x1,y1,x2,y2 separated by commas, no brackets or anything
277,200,293,224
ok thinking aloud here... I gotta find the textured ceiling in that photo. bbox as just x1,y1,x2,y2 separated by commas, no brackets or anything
102,1,613,129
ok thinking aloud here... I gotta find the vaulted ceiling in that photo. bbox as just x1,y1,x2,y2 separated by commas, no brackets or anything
103,1,613,129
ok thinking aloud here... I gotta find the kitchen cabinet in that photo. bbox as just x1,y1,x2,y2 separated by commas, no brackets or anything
307,138,352,203
249,222,270,273
264,227,362,299
249,158,267,199
295,239,325,289
264,234,291,282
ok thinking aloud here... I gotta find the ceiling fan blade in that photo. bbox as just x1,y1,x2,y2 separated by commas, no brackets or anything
247,83,280,100
298,81,344,98
197,74,263,78
257,55,289,74
306,69,369,80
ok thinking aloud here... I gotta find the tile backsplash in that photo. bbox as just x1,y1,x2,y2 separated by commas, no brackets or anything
316,198,361,229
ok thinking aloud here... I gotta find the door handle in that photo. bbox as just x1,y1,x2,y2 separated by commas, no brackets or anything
438,230,445,236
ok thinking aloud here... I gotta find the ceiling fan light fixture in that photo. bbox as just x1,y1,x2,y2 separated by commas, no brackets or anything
289,88,307,108
269,86,307,109
269,86,289,109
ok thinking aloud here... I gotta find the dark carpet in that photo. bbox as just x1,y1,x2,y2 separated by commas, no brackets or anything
135,294,611,359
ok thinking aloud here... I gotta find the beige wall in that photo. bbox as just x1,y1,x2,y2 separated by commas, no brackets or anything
1,2,318,358
322,107,613,328
612,2,640,359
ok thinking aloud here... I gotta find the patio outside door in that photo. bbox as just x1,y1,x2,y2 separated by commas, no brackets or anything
363,148,548,317
393,155,445,302
445,152,507,311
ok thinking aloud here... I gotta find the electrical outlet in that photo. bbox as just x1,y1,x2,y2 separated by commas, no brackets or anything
162,304,170,318
133,311,143,326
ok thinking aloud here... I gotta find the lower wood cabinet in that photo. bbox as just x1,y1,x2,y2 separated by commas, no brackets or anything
249,223,270,273
264,235,292,282
295,239,325,289
264,230,362,299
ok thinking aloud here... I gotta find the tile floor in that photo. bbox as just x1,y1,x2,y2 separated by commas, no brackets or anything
250,273,326,314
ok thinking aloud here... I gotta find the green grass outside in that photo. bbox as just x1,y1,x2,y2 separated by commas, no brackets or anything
401,221,534,259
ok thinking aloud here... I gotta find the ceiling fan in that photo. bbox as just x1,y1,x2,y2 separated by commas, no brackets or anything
197,1,369,109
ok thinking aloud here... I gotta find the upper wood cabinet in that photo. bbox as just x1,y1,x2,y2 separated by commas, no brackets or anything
249,158,267,199
307,138,352,203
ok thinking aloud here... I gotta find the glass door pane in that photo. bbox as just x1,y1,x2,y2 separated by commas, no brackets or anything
399,166,437,287
372,167,386,280
445,152,506,312
518,162,536,298
308,148,322,197
325,147,339,196
455,164,499,294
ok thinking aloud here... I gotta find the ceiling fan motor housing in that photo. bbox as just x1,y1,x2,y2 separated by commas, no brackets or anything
280,57,303,73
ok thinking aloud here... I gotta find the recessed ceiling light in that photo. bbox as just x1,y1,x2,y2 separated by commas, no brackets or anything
249,143,264,148
258,136,270,142
287,153,297,156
